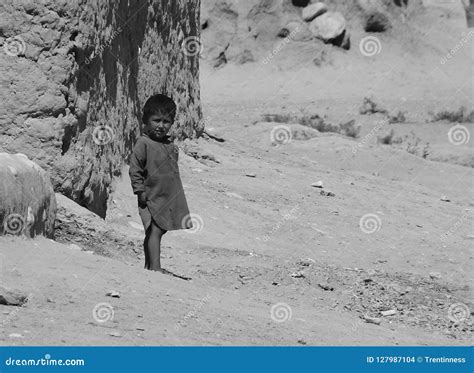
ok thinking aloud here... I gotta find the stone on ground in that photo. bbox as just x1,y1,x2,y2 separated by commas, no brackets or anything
0,153,56,238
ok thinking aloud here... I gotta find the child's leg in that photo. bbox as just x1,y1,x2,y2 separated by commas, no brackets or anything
143,226,151,269
146,220,166,271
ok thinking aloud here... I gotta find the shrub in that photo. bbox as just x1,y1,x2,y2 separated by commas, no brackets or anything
359,97,388,115
388,111,407,124
432,106,474,123
339,119,361,138
377,129,396,145
260,113,360,138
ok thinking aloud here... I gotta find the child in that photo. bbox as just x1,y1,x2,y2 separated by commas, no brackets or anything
129,94,192,275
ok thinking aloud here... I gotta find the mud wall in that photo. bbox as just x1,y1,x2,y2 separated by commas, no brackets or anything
0,0,202,217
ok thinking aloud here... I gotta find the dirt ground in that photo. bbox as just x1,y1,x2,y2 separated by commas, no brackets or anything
1,95,472,345
1,2,473,346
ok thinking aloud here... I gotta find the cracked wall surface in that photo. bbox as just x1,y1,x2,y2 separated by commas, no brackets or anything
0,0,202,217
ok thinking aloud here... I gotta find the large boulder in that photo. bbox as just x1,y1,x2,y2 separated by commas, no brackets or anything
0,153,56,238
0,0,202,218
309,11,347,41
302,2,328,22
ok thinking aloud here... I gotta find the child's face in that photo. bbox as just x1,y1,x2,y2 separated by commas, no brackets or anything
146,111,173,140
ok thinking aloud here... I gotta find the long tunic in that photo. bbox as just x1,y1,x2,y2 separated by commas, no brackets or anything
129,134,192,231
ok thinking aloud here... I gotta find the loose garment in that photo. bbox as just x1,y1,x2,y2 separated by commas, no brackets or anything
129,134,191,231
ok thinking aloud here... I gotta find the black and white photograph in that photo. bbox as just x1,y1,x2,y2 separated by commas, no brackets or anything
0,0,472,369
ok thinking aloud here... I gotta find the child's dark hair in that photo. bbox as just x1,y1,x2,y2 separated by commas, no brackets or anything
142,94,177,124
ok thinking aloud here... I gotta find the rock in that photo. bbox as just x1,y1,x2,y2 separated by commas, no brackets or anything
9,333,24,338
213,51,227,68
318,283,334,291
0,287,29,306
311,181,324,188
297,258,315,266
245,173,257,178
380,309,397,316
364,315,382,325
68,244,82,251
429,272,442,280
290,271,306,278
440,196,451,202
302,3,328,22
225,192,244,200
332,29,350,50
320,190,335,197
106,291,121,298
109,331,122,338
0,153,56,238
309,11,347,42
364,12,391,32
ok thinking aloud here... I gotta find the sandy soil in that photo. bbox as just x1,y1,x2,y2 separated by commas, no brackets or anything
1,1,472,346
1,95,472,345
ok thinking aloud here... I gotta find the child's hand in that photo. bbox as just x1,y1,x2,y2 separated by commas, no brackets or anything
137,192,147,207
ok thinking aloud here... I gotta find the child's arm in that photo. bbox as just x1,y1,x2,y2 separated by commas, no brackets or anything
129,139,147,205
